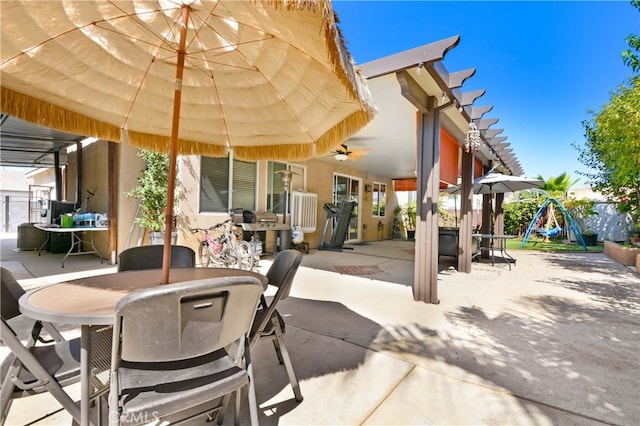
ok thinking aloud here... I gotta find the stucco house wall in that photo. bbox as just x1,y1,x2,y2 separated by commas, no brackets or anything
176,154,395,254
65,141,112,257
60,139,395,262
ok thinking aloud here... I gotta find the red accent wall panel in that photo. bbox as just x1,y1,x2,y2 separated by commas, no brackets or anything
393,178,417,192
440,130,459,185
474,158,484,178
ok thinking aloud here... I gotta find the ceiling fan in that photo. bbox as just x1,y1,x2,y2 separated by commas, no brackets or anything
331,143,369,161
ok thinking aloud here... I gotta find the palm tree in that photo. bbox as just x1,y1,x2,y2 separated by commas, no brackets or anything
534,173,587,241
536,172,580,196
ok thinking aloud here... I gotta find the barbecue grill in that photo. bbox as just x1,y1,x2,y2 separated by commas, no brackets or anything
238,210,291,252
239,210,290,232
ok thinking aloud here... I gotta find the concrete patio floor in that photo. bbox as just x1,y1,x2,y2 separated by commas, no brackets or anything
1,234,639,425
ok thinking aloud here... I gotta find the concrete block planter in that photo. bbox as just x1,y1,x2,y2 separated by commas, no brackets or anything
604,241,640,269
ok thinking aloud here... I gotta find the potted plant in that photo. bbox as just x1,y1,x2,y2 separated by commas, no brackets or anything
580,228,598,246
392,205,405,239
125,149,179,245
403,201,417,240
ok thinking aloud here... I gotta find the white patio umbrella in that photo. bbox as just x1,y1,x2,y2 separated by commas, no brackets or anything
1,0,376,283
445,172,543,238
445,172,543,195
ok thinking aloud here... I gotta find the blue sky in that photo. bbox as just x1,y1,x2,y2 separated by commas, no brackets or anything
333,1,639,185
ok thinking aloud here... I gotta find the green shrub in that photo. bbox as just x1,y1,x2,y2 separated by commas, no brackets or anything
125,149,178,232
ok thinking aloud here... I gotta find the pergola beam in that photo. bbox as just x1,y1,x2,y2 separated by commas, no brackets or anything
361,36,461,79
471,105,493,119
489,136,508,145
477,117,499,130
458,89,486,107
431,62,476,89
397,71,431,114
482,128,504,139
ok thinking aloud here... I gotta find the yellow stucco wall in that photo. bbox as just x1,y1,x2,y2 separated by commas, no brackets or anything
59,141,397,261
64,142,111,257
176,155,396,253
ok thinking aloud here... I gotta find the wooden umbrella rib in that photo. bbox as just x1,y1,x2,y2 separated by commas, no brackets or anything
204,59,233,150
98,6,188,130
90,21,177,57
184,55,257,72
1,25,79,66
3,5,166,65
186,4,275,71
106,1,184,51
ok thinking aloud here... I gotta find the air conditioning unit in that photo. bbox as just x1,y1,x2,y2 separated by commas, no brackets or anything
290,191,317,233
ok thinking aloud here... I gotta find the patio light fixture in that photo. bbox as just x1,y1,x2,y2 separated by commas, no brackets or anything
464,122,482,153
334,152,348,161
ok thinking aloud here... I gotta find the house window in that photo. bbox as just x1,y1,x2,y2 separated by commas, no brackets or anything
200,156,256,213
267,162,305,214
373,182,386,217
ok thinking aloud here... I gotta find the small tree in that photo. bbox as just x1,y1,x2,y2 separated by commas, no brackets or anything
438,198,459,228
402,201,417,231
125,149,175,233
575,0,640,239
504,198,539,236
575,81,640,236
622,1,640,75
565,198,598,234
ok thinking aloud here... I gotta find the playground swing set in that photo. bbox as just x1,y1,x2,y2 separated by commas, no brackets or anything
521,196,588,251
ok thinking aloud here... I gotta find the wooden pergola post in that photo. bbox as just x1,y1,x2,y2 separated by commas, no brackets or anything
458,150,474,273
54,150,62,201
481,194,492,258
415,97,440,304
109,141,118,264
359,36,526,303
75,142,83,204
494,192,505,235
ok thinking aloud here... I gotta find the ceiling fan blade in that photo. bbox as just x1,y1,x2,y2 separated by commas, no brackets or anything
347,148,370,160
333,144,351,154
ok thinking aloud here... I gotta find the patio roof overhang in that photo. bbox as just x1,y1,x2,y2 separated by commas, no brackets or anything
0,114,83,168
328,37,524,179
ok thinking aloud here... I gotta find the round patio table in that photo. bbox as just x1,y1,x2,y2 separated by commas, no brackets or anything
19,268,268,426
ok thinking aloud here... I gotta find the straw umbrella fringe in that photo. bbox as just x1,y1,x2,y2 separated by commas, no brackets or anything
1,0,376,160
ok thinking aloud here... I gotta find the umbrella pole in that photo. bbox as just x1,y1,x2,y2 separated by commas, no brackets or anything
162,5,190,285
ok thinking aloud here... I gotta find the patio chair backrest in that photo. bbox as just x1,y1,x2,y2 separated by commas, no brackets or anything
1,267,26,320
250,249,302,342
113,275,263,363
249,249,304,402
1,267,66,344
117,245,195,272
1,270,82,424
266,249,303,301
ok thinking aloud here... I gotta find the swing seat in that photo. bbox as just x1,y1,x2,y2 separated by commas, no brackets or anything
536,226,563,238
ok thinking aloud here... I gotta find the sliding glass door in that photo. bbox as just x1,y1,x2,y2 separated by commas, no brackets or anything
333,173,361,242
